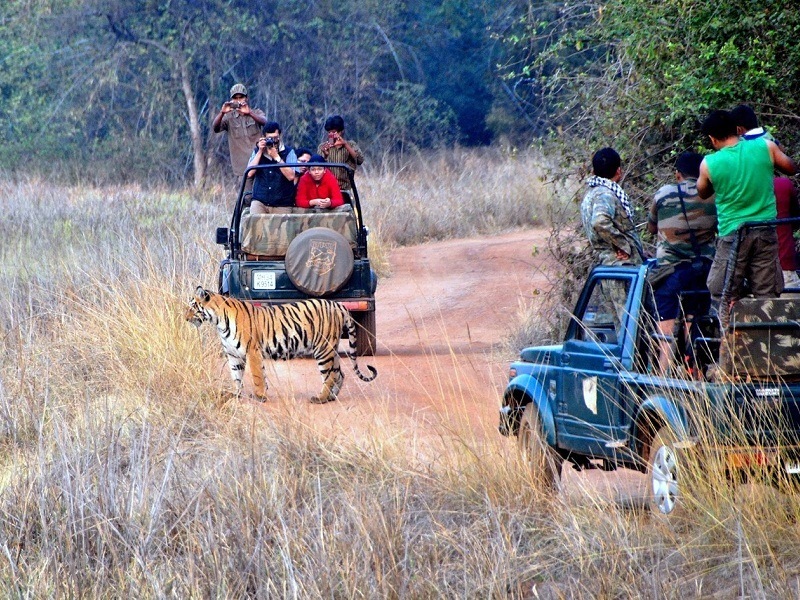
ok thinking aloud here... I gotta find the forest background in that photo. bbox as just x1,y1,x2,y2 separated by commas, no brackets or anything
5,0,800,194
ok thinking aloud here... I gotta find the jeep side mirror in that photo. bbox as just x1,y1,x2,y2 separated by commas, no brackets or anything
216,227,228,245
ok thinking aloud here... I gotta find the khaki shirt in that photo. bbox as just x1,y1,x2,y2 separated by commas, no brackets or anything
219,108,267,176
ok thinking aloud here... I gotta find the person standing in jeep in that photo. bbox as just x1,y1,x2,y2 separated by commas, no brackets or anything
697,109,797,304
318,115,364,194
212,84,267,189
246,122,298,213
580,147,644,266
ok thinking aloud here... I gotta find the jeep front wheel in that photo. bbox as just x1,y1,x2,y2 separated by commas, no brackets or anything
517,404,562,492
647,426,682,516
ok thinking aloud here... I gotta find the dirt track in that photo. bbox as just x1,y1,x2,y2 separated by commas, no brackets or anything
247,228,647,505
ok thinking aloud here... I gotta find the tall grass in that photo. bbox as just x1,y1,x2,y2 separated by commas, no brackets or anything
1,154,800,598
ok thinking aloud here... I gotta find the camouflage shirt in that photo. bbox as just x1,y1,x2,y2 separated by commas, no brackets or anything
647,179,717,265
581,183,643,266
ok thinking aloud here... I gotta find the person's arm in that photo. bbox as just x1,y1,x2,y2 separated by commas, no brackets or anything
768,139,798,176
267,147,296,181
212,104,232,133
646,199,659,235
275,148,297,181
238,105,267,128
696,159,714,199
246,144,263,178
340,138,364,165
326,171,344,208
295,174,312,208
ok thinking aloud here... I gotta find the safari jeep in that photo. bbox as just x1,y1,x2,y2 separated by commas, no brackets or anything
499,219,800,515
215,162,378,355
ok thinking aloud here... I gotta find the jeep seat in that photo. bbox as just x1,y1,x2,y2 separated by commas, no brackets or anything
724,297,800,380
239,205,358,258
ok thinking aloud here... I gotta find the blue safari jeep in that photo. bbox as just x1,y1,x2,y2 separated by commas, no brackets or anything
499,258,800,515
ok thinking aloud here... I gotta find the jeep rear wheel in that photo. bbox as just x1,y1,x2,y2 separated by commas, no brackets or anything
517,404,562,492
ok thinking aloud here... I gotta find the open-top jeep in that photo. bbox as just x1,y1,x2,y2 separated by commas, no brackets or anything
215,161,378,355
500,219,800,515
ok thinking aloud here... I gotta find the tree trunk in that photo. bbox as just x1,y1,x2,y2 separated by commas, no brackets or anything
179,56,205,188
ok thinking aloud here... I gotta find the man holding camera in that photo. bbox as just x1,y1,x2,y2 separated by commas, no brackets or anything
212,83,267,187
318,115,364,193
246,122,298,213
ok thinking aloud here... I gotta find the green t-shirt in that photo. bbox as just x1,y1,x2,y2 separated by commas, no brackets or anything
705,138,776,237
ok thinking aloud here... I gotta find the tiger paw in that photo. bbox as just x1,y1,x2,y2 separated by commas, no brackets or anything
309,396,337,404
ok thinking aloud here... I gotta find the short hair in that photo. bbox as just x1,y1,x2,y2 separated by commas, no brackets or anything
324,115,345,132
730,104,759,130
701,110,737,140
591,147,621,179
309,154,326,163
674,151,704,179
296,147,312,159
262,121,281,135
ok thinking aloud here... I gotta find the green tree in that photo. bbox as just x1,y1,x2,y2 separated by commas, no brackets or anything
499,0,800,171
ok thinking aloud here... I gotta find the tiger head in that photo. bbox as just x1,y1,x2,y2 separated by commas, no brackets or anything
185,286,214,327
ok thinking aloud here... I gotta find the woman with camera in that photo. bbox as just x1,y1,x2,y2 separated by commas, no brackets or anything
246,121,298,214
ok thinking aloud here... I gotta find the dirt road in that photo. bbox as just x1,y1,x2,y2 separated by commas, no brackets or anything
252,228,646,505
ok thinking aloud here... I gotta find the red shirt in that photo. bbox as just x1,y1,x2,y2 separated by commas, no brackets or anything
295,170,344,208
775,177,799,271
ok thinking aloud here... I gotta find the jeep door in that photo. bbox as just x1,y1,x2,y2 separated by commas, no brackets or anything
557,274,637,455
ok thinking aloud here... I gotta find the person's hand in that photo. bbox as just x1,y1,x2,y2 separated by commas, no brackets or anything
615,248,630,261
256,138,267,152
320,142,332,156
331,133,345,148
237,101,251,116
267,146,280,161
221,102,234,114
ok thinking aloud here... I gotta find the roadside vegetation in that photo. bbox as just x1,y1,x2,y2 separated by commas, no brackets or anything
2,155,800,597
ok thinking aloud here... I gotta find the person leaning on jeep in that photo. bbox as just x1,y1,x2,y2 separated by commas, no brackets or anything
580,147,644,266
212,84,267,189
246,121,298,214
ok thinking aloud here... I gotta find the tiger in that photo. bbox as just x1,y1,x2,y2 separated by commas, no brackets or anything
185,286,377,403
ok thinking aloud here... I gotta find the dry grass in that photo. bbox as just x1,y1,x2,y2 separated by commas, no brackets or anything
1,159,800,598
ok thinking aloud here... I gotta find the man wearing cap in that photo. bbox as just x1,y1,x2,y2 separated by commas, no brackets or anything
646,152,718,373
212,84,267,187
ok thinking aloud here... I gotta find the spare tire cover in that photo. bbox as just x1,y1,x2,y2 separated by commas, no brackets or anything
285,227,355,296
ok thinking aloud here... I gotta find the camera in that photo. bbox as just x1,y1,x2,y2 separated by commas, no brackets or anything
227,101,242,109
264,137,277,147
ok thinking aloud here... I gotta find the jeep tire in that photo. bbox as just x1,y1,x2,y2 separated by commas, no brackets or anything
517,404,562,492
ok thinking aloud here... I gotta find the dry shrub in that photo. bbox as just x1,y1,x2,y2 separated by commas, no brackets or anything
1,173,800,598
359,147,572,246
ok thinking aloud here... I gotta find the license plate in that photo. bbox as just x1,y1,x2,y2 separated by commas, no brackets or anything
252,271,276,290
